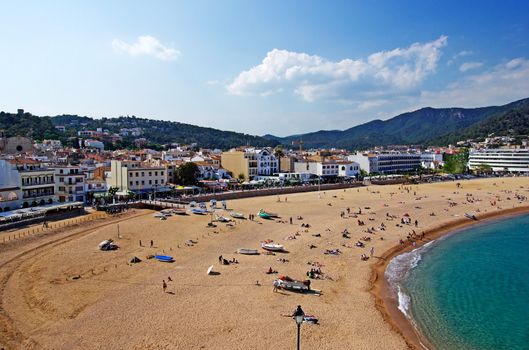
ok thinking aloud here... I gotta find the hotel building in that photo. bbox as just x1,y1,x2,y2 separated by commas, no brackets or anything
468,148,529,172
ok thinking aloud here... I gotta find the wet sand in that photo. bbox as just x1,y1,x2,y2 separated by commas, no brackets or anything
1,177,528,349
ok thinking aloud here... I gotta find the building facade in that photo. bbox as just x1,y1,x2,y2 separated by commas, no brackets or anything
0,160,22,212
10,159,57,207
293,160,360,178
107,160,168,194
468,148,529,172
53,166,86,203
349,152,421,174
221,148,278,180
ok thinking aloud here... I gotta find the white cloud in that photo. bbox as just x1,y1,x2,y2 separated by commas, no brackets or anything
459,61,483,72
112,35,180,61
420,58,529,107
447,50,473,65
227,36,448,101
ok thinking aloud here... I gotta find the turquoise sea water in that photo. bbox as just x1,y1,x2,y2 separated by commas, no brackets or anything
386,215,529,350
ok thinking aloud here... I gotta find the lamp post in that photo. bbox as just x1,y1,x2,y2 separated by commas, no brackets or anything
292,305,305,350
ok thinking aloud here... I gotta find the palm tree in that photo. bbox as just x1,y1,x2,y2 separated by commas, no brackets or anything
273,146,285,172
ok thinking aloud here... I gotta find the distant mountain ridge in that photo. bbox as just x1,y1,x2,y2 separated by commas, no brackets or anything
264,98,529,149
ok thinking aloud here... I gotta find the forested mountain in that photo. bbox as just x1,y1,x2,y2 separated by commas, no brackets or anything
0,113,278,150
432,104,529,145
265,98,529,149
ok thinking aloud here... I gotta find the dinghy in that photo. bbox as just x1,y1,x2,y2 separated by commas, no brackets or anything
230,212,245,219
237,248,259,255
192,208,208,215
261,243,285,252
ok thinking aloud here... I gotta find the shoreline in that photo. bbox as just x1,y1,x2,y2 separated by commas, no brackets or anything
370,205,529,350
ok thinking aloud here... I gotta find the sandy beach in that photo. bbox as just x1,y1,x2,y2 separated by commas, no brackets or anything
1,177,528,349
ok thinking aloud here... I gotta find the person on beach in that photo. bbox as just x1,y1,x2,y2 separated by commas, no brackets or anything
139,240,142,247
150,240,154,248
162,280,167,293
370,247,375,257
290,217,293,225
273,280,279,292
218,255,223,263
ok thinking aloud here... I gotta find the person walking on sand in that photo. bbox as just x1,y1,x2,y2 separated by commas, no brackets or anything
139,240,142,247
370,247,375,257
162,280,167,293
273,280,279,292
150,240,154,248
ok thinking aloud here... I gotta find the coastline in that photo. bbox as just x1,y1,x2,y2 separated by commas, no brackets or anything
370,205,529,350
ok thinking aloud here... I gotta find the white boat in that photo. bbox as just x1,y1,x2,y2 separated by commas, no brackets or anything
216,214,231,223
237,248,259,255
172,208,187,215
230,212,245,219
261,243,285,252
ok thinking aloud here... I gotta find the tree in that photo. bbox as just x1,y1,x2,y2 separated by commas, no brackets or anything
176,162,200,185
108,186,119,196
273,146,285,172
237,173,246,182
443,149,469,174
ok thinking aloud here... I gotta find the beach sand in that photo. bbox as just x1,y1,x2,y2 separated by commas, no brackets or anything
1,177,528,349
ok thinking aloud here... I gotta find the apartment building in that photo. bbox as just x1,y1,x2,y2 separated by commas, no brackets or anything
9,159,57,207
468,148,529,172
349,152,421,174
221,148,278,180
0,159,22,212
293,160,360,178
107,160,168,194
53,166,86,203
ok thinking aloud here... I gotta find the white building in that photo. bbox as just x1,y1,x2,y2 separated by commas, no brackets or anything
255,149,279,176
53,166,86,203
0,160,23,212
468,148,529,172
420,152,444,169
83,139,105,151
294,160,360,178
348,152,421,174
9,159,57,207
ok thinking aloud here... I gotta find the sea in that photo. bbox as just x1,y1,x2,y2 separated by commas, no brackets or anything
385,215,529,350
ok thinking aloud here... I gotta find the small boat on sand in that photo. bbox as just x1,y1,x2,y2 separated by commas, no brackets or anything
192,208,208,215
258,209,277,219
230,212,245,219
237,248,259,255
154,255,174,262
216,214,231,223
261,243,285,252
172,208,187,215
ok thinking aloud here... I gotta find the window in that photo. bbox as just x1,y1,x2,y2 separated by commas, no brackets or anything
161,171,164,176
136,181,139,185
136,172,139,177
155,179,158,184
155,171,158,176
141,181,145,185
149,180,152,185
141,172,145,176
148,172,152,176
130,181,133,186
161,179,164,184
342,166,346,171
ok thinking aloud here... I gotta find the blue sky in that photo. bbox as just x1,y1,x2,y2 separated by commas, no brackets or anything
1,1,528,136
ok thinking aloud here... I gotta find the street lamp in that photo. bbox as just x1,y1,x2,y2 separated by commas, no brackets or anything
292,305,305,350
